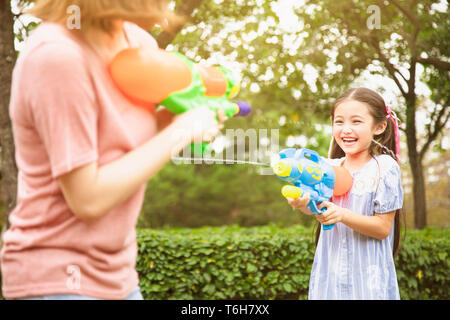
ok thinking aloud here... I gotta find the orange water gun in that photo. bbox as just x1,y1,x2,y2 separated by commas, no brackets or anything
110,48,251,154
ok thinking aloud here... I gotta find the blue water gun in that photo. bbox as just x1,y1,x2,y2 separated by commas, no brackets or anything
272,148,353,230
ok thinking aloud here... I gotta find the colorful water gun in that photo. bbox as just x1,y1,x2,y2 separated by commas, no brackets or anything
109,48,251,154
272,148,353,230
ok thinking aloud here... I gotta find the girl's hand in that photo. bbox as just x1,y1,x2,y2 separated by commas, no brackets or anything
316,201,348,226
287,193,313,215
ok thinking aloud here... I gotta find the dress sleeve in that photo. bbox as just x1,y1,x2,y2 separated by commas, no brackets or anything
24,42,98,179
373,159,404,213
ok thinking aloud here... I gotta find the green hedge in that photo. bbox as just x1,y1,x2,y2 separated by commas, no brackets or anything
395,228,449,299
1,225,448,300
136,225,449,300
137,224,315,300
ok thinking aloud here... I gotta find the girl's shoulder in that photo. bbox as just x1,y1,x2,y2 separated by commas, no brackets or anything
372,154,400,178
351,155,401,197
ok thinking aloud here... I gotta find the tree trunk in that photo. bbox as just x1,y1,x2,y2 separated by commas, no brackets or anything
156,0,205,49
0,0,18,232
411,160,427,229
405,93,427,229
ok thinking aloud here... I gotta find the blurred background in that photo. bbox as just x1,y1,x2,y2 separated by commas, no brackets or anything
0,0,449,233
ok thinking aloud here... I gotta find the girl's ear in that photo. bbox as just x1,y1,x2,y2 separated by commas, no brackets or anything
374,120,387,136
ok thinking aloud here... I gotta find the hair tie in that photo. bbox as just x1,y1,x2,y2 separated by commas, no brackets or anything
385,105,401,162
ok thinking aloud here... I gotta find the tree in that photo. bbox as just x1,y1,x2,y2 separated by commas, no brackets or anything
155,0,205,49
2,0,448,230
288,0,449,229
0,0,18,233
402,148,450,228
2,0,339,230
159,0,450,228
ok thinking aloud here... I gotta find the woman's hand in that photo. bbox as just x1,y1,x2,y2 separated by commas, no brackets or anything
287,193,313,215
175,107,228,143
316,201,348,226
155,107,176,132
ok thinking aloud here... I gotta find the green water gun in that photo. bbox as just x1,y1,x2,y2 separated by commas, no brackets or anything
110,48,252,154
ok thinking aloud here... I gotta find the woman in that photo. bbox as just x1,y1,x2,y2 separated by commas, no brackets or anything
1,0,226,300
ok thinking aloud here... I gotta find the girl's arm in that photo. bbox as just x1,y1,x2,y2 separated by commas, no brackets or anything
317,201,395,240
58,107,225,222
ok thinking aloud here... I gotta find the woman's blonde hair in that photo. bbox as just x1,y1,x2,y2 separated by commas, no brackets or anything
27,0,183,34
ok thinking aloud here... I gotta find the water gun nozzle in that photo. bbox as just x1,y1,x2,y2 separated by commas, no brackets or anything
235,101,252,117
272,160,292,177
281,185,303,199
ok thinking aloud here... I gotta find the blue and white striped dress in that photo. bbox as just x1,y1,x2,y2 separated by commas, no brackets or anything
308,154,404,300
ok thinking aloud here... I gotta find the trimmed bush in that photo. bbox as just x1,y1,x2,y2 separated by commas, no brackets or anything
136,225,449,300
396,228,449,299
1,225,448,300
137,224,315,300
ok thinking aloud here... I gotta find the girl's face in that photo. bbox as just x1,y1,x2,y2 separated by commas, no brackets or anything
332,100,386,157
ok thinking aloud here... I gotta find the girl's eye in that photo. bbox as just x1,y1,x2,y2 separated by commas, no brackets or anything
334,121,343,124
353,120,361,124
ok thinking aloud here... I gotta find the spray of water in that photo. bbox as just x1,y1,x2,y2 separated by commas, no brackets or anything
171,157,270,166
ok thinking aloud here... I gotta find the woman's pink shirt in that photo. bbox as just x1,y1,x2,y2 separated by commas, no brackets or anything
1,22,158,299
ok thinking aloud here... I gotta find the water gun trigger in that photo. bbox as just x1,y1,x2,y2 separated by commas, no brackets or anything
307,200,324,214
317,202,327,214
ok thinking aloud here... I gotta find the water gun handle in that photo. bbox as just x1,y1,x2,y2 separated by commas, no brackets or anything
307,200,335,230
322,223,334,230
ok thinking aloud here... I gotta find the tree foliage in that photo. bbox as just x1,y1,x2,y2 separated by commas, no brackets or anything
3,0,449,229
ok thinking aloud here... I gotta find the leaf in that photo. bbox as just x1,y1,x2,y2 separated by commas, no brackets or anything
246,263,258,273
283,282,293,292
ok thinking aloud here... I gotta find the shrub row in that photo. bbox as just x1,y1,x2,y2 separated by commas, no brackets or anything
136,225,449,300
395,227,449,299
1,225,448,299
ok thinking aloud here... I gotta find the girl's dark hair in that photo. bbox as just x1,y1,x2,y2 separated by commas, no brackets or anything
315,87,405,258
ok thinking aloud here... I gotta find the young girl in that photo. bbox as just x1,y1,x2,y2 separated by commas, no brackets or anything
1,0,227,300
288,87,404,300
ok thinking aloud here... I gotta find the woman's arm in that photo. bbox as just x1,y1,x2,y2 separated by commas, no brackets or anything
59,107,225,222
317,201,395,240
